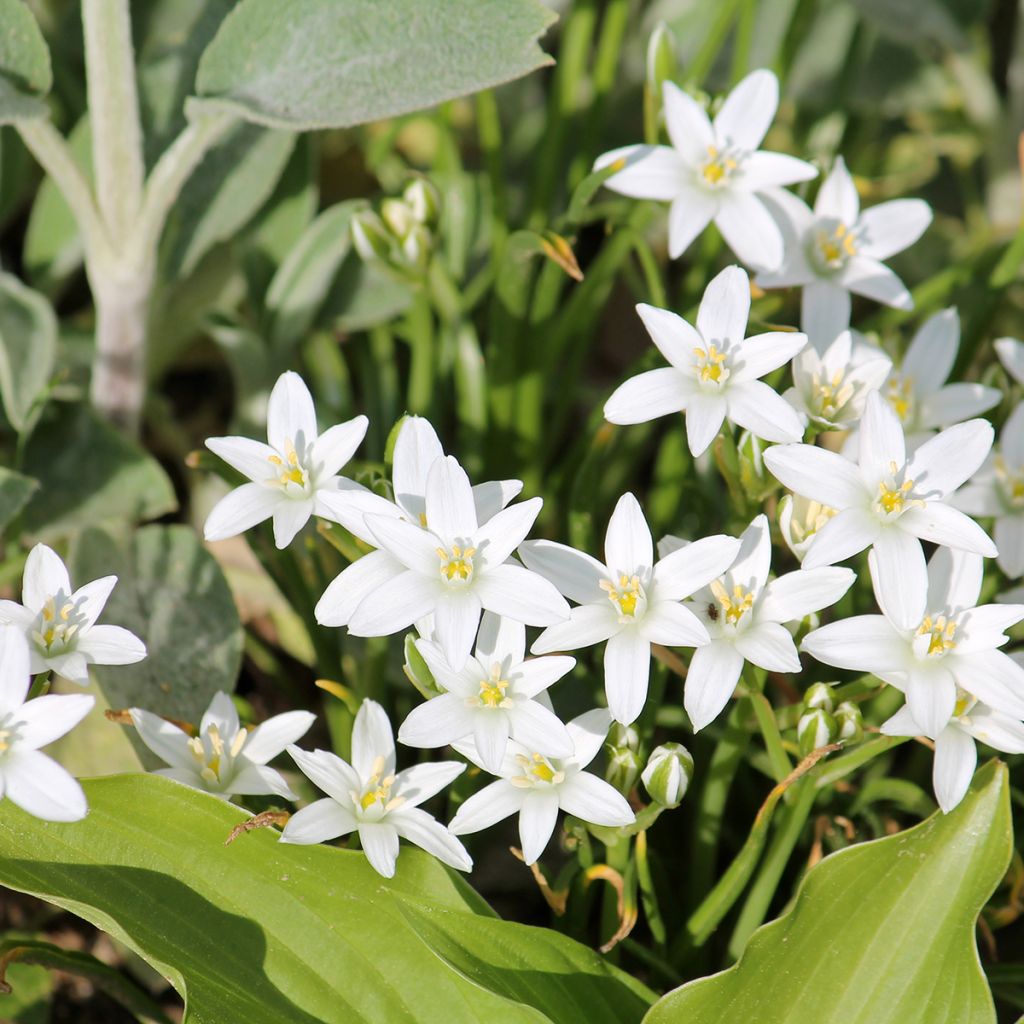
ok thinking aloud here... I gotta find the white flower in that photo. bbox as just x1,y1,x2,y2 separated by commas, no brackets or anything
784,329,891,430
756,157,932,346
778,493,837,562
399,613,574,773
0,625,93,821
204,371,370,549
342,455,569,668
764,391,995,630
803,547,1024,739
682,515,854,730
131,691,315,800
0,543,146,686
952,402,1024,578
315,416,522,628
521,492,740,725
996,337,1024,385
448,708,634,865
281,699,471,879
594,70,817,268
604,266,807,457
880,696,1024,813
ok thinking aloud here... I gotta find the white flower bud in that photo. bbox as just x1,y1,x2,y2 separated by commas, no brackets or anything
641,742,694,808
351,210,393,264
798,707,837,756
804,681,835,713
835,700,864,742
606,747,643,795
403,178,440,226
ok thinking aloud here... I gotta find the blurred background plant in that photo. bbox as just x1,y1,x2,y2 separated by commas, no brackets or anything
2,0,1024,1020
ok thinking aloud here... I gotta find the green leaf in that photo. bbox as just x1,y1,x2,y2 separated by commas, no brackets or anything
0,466,37,535
321,254,416,333
647,760,1012,1024
0,0,51,123
0,272,56,432
399,900,656,1023
0,773,570,1023
70,524,242,725
20,404,177,538
190,0,555,130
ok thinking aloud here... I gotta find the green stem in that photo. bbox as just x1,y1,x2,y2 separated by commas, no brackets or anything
27,671,52,701
635,830,667,947
405,294,435,415
748,690,792,783
474,91,508,260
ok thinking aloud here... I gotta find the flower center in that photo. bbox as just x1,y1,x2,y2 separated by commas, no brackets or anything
268,438,311,496
600,574,646,622
885,376,915,424
788,499,836,545
875,461,922,518
995,456,1024,510
812,219,859,272
709,579,755,626
699,144,741,187
31,594,85,655
694,344,730,389
811,368,854,420
915,614,958,657
356,754,404,813
474,664,511,709
188,724,246,786
510,752,565,788
436,544,476,584
953,688,976,719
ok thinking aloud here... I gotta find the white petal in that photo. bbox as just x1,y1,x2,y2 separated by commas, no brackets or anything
734,621,800,672
204,483,281,542
697,265,750,345
961,705,1024,753
449,779,524,834
347,570,442,638
77,624,146,666
684,641,744,731
531,603,618,654
473,712,510,774
840,257,911,309
595,144,686,201
758,566,855,623
730,331,808,384
869,530,927,631
393,760,465,808
3,750,87,822
0,625,30,716
727,380,805,443
1002,402,1024,467
129,708,192,768
508,700,573,758
352,699,396,779
763,443,866,509
518,789,560,865
801,616,908,674
511,655,575,698
433,589,483,667
996,337,1024,386
801,281,851,352
518,540,607,604
558,772,634,827
425,455,478,543
635,303,704,370
22,545,71,610
476,612,526,665
950,650,1024,719
47,651,89,687
814,156,859,222
205,436,276,483
907,419,994,498
280,797,357,844
201,691,240,738
310,417,367,479
996,517,1024,579
667,190,718,259
473,497,542,569
926,546,982,614
472,479,524,523
898,504,996,557
715,193,783,270
603,629,651,725
605,493,653,575
315,549,404,628
879,703,923,737
663,81,714,162
399,693,477,748
932,725,976,813
71,576,118,632
228,762,297,800
393,416,444,517
858,390,905,482
243,710,316,764
858,199,932,260
950,482,1001,518
562,709,612,771
713,68,778,151
358,821,400,877
901,308,958,396
17,693,93,750
638,600,708,647
267,371,317,453
287,745,360,804
273,500,314,548
475,563,570,626
605,369,691,426
653,534,741,601
740,151,817,190
905,666,956,739
685,393,728,456
314,480,401,543
727,514,772,593
391,806,472,871
955,604,1024,653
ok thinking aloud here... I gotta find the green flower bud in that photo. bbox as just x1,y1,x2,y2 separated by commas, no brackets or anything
835,700,864,742
609,722,641,752
382,197,416,240
403,634,438,700
400,223,432,270
606,747,644,795
641,742,694,808
351,209,393,264
803,681,835,713
645,22,677,100
797,707,837,756
403,177,440,226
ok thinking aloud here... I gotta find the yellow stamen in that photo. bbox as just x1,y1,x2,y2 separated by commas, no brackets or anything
701,145,738,186
437,544,476,583
995,455,1024,509
600,574,643,619
478,665,510,708
886,376,914,422
816,222,858,267
709,579,754,625
694,344,729,385
916,614,957,657
812,368,854,419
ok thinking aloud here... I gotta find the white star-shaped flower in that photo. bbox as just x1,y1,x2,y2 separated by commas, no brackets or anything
683,515,854,731
952,401,1024,579
756,157,932,346
131,691,315,800
604,266,807,456
0,625,93,821
803,547,1024,739
448,708,634,865
764,391,995,629
0,543,145,686
399,613,574,773
282,699,471,879
521,492,740,724
204,371,370,549
595,70,817,268
315,416,522,629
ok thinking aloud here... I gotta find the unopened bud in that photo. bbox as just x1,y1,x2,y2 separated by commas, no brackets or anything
642,742,693,808
382,198,416,240
798,707,837,756
606,747,643,795
403,635,438,700
609,722,640,752
645,23,677,99
403,178,440,226
804,682,835,713
400,223,432,270
351,209,393,264
835,700,863,742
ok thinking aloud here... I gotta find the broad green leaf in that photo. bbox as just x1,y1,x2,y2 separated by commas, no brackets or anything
70,524,242,725
0,466,37,535
399,900,656,1023
0,272,56,431
20,403,177,537
0,773,571,1023
646,760,1012,1024
321,254,416,333
265,200,358,352
190,0,555,130
0,0,51,122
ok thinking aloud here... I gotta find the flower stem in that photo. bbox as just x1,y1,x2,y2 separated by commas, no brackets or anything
748,689,793,784
27,672,52,701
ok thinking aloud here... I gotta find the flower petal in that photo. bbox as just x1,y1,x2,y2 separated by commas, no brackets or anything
358,821,400,877
869,530,927,631
713,68,778,151
603,629,651,725
508,700,573,759
801,281,851,353
653,534,741,601
918,383,1001,432
511,655,575,698
229,762,297,800
685,392,728,456
243,710,316,765
905,665,956,740
558,771,634,827
605,492,653,575
280,797,358,844
476,612,526,665
814,156,859,222
474,497,542,569
472,479,524,523
715,194,783,270
315,549,404,628
425,455,478,543
858,199,932,261
932,724,976,813
727,380,805,443
518,540,607,604
907,419,994,499
205,436,276,483
472,712,510,774
272,500,314,548
996,337,1024,386
399,692,477,749
840,256,912,309
898,504,996,557
961,705,1024,753
636,304,705,370
950,650,1024,719
267,371,317,453
518,789,560,865
129,708,192,768
926,546,982,614
77,624,146,666
22,544,71,610
684,641,744,731
731,331,808,384
530,603,618,655
758,566,855,623
565,708,613,769
740,151,817,190
996,516,1024,579
764,443,867,509
393,760,465,808
475,563,568,627
287,745,360,804
697,265,750,345
434,589,483,667
17,693,93,750
449,779,524,834
393,416,444,518
901,308,958,396
638,600,708,646
352,699,395,779
347,570,442,638
204,483,281,542
391,806,472,871
0,625,30,716
595,144,686,200
667,190,718,259
858,390,905,482
201,691,240,738
2,750,87,822
801,616,908,674
663,81,714,162
735,621,800,671
310,417,368,479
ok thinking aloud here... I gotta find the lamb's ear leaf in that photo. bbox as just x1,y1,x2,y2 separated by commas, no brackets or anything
0,0,51,123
